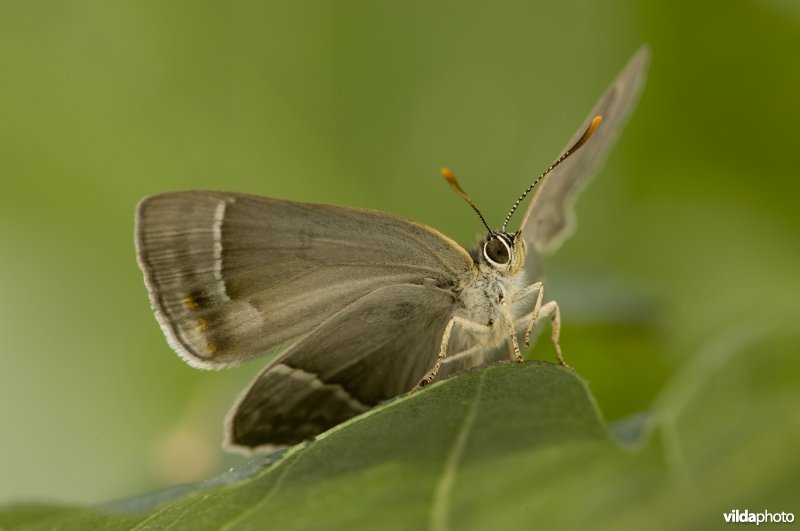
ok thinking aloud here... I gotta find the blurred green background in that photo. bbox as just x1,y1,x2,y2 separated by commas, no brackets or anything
1,0,798,507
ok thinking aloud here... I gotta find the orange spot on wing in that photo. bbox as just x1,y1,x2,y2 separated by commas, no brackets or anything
183,293,200,310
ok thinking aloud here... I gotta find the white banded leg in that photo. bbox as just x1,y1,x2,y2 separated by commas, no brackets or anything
509,281,544,347
515,284,567,367
416,316,489,388
500,297,523,362
511,281,543,305
439,343,485,370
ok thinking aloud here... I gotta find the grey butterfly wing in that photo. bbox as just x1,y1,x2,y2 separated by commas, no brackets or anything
225,283,456,451
135,191,473,369
518,46,650,256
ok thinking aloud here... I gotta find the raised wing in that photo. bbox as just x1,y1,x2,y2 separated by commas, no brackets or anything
518,46,650,255
135,191,473,368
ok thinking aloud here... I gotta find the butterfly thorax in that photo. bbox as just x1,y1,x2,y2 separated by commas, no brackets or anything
458,232,528,340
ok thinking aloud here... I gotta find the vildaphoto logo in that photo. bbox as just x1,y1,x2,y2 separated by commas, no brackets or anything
723,509,795,525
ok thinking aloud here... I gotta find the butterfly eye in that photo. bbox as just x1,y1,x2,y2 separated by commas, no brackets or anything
483,236,511,267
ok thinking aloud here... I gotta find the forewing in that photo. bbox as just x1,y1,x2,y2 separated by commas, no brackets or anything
224,283,456,451
135,191,472,368
518,46,650,255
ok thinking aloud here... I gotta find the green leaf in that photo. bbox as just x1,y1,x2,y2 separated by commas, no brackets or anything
2,330,797,530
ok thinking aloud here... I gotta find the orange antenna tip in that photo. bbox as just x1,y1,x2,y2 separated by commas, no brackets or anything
442,167,468,197
500,115,603,231
572,115,603,151
440,167,493,233
589,114,603,133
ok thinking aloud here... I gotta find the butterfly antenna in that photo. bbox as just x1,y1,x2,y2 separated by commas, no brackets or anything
501,115,603,232
442,167,493,234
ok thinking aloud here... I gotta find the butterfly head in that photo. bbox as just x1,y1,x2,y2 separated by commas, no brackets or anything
480,230,525,274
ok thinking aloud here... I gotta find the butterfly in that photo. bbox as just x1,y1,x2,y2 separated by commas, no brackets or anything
135,47,649,452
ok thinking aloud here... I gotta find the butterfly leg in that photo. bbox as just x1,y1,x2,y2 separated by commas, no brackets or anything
509,281,544,347
439,343,486,373
499,296,524,362
416,316,490,388
511,281,543,305
512,282,568,367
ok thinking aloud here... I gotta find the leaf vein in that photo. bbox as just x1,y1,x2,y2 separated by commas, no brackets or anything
429,370,486,531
